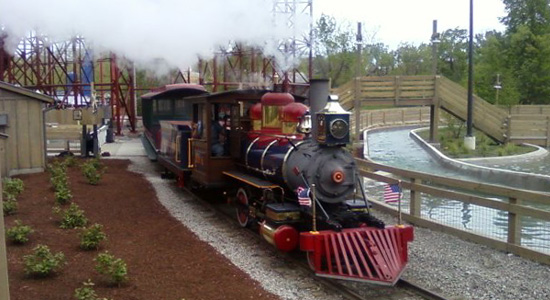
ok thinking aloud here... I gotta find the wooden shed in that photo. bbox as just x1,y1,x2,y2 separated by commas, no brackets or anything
0,81,53,177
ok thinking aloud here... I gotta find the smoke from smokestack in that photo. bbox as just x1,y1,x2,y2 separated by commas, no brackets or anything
0,0,308,73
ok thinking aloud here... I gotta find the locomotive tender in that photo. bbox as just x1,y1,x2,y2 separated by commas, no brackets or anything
141,83,413,285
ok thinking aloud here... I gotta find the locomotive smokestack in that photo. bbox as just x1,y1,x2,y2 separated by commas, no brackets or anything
308,79,330,140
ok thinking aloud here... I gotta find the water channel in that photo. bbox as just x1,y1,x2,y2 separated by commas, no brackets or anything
364,126,550,253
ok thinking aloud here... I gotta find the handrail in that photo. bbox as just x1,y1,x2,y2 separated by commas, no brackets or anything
187,138,194,168
355,157,550,264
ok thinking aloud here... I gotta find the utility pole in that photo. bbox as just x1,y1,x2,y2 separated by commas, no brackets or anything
465,0,476,150
354,22,363,142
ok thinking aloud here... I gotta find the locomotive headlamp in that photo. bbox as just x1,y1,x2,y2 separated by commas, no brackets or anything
315,95,351,146
329,119,348,139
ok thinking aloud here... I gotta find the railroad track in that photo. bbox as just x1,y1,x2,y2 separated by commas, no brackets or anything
180,187,449,300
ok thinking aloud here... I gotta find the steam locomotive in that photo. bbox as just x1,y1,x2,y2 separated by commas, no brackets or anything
141,83,413,285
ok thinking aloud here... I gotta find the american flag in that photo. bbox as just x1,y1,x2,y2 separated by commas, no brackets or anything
296,186,312,206
384,183,401,203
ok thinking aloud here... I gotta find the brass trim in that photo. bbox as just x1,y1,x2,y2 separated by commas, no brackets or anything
245,136,261,168
261,139,279,179
281,140,306,185
188,138,194,168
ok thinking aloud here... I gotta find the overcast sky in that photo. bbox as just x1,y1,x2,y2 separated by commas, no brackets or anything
314,0,507,48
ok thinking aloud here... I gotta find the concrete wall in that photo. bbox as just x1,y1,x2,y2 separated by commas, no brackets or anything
409,128,550,193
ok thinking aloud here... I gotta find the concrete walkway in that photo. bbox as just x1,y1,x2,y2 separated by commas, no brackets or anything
101,134,146,157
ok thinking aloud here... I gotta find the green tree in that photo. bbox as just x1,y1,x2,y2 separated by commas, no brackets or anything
437,28,469,83
474,31,520,105
501,0,550,35
312,14,357,86
391,43,432,75
364,43,395,75
500,0,550,104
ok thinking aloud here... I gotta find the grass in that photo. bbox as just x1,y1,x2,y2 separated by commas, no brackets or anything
416,126,534,159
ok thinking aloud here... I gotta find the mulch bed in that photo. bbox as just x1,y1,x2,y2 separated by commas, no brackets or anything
4,158,279,300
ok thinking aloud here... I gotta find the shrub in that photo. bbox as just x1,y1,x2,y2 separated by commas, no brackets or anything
48,162,67,177
55,186,73,205
74,279,110,300
60,203,88,229
3,199,18,216
6,220,34,244
80,224,107,250
23,244,65,277
63,155,77,168
81,160,103,185
95,252,128,285
3,178,24,197
51,174,69,191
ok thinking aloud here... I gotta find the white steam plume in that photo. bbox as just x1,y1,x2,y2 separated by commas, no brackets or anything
0,0,308,72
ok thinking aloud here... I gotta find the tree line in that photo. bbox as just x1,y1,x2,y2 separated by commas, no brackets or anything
310,0,550,106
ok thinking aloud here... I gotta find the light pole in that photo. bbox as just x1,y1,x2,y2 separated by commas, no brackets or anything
494,73,502,105
465,0,476,150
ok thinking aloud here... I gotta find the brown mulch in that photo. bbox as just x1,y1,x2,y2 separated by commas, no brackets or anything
4,159,280,300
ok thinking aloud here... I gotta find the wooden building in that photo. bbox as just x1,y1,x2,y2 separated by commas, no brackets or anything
0,81,53,177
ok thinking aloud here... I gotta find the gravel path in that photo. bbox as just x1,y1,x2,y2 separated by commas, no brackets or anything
108,138,550,300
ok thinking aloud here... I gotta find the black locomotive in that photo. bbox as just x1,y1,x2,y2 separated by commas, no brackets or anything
141,83,413,285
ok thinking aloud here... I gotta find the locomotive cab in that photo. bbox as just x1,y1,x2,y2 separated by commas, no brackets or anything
186,90,267,188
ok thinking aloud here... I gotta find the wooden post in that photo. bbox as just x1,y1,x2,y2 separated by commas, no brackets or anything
507,197,521,245
409,178,421,217
429,76,440,142
506,116,512,143
81,125,87,157
546,116,550,148
394,76,401,105
354,22,363,142
0,136,10,300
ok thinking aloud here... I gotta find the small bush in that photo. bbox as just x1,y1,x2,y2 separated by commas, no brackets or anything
23,244,65,277
80,224,107,250
81,160,103,185
60,203,88,229
95,252,128,285
3,199,18,216
63,155,77,168
48,162,67,177
51,175,69,191
55,186,73,205
74,279,110,300
3,178,24,197
6,220,34,244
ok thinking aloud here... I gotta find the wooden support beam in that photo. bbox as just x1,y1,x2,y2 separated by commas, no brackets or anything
409,178,422,217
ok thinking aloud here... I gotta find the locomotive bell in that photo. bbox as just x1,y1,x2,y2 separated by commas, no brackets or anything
315,95,351,146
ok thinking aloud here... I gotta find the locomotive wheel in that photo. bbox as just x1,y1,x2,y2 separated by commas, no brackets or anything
235,188,251,227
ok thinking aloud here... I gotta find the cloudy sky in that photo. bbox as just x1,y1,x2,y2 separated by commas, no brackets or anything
314,0,507,48
0,0,508,70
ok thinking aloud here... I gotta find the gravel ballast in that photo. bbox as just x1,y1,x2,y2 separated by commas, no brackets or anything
113,143,550,300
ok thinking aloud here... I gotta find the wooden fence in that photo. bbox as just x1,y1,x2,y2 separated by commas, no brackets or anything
437,77,508,142
356,158,550,265
337,75,550,147
350,107,431,133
